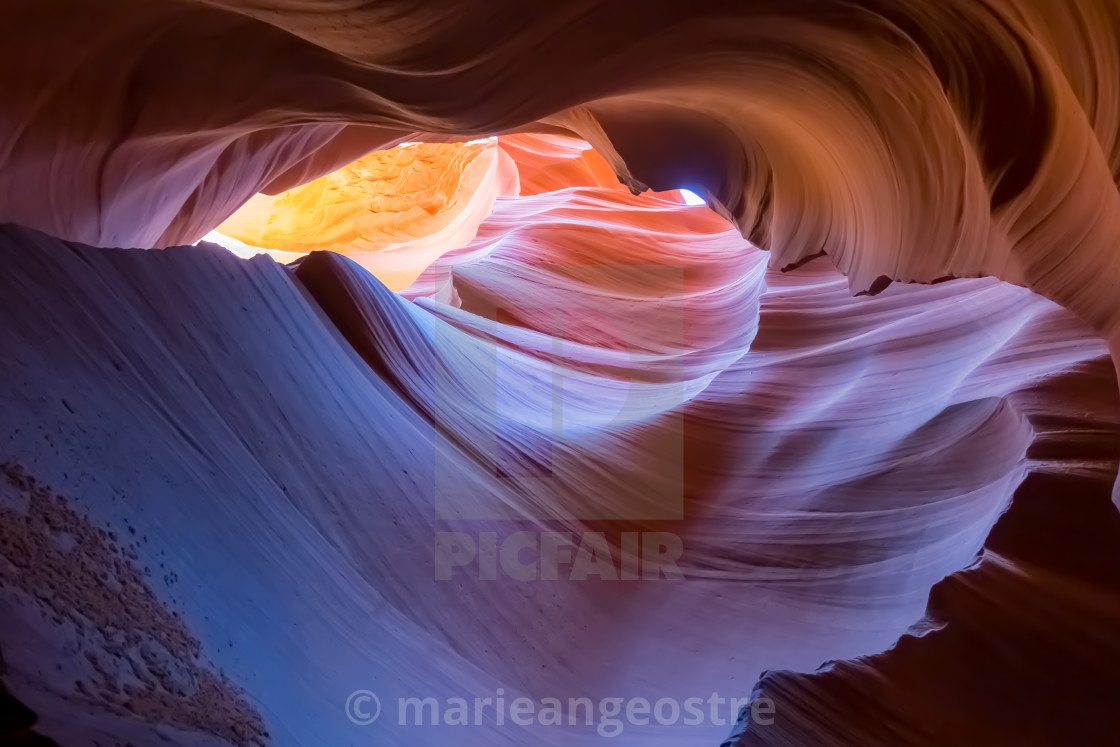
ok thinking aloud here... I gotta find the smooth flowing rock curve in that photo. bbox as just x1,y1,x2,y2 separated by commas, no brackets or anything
4,2,1120,745
5,0,1120,336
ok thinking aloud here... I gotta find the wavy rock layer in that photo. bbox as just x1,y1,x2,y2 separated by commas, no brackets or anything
217,139,518,289
1,134,1115,743
725,365,1120,746
5,0,1120,336
3,2,1120,746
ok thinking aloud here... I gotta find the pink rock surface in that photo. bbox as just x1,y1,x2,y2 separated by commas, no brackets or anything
2,3,1120,746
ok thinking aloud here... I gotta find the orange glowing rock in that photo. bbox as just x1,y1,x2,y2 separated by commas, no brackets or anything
216,139,518,290
498,134,629,196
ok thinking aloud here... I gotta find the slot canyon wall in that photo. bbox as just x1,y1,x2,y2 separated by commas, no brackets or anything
2,1,1120,745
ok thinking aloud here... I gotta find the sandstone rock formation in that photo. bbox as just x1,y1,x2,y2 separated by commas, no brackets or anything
216,139,518,290
2,2,1120,745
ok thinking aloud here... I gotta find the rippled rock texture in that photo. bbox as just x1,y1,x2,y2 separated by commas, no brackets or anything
2,1,1120,745
216,139,518,289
